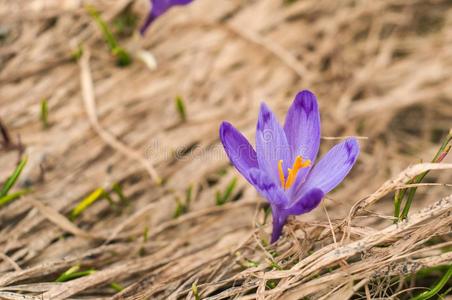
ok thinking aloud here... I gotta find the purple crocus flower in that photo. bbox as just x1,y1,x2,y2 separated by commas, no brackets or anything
140,0,195,35
219,90,359,243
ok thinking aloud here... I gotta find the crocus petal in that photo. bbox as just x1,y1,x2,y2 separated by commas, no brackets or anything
220,122,258,184
270,208,288,243
256,103,291,184
140,13,157,35
285,188,324,215
283,90,320,185
296,138,359,197
140,0,195,34
248,168,287,207
248,168,288,243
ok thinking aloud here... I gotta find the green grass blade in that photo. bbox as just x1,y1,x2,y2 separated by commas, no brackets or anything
86,5,117,49
86,5,131,66
70,188,105,220
265,279,279,290
113,8,138,36
112,182,128,206
112,47,132,67
40,98,49,128
0,156,28,198
175,96,187,122
399,173,428,219
223,177,237,202
173,198,187,218
245,259,259,268
216,177,237,206
0,189,30,207
262,205,272,225
215,190,222,206
185,185,193,204
399,131,452,220
439,287,452,298
143,226,149,242
110,282,124,292
192,282,200,300
56,265,96,282
71,44,84,61
393,189,404,221
56,265,80,282
173,185,193,217
412,265,452,300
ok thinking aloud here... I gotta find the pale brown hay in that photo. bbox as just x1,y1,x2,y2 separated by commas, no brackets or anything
0,0,451,299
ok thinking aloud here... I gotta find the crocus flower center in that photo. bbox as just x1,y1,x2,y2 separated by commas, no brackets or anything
278,156,311,190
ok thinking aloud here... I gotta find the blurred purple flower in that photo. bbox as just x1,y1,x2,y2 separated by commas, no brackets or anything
140,0,195,35
219,90,359,243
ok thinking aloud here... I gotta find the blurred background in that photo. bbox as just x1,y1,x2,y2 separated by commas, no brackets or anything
0,0,451,298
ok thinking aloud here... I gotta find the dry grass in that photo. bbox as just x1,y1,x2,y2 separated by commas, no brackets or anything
0,0,451,299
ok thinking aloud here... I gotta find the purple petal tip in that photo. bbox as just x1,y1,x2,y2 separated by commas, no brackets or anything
294,90,318,114
344,138,360,164
257,102,272,130
219,121,231,133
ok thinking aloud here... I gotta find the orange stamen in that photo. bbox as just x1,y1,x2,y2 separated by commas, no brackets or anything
278,156,311,190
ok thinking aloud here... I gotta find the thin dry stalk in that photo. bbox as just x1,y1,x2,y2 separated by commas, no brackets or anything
0,0,451,299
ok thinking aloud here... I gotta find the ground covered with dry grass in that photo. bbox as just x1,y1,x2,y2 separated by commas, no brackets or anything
0,0,451,299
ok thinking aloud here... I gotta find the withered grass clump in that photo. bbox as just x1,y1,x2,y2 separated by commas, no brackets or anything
0,0,451,299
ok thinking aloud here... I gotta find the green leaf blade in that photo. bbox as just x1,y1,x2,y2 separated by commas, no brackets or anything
0,156,28,198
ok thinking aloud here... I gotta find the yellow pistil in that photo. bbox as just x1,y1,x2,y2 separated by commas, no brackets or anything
278,156,311,190
278,160,286,188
